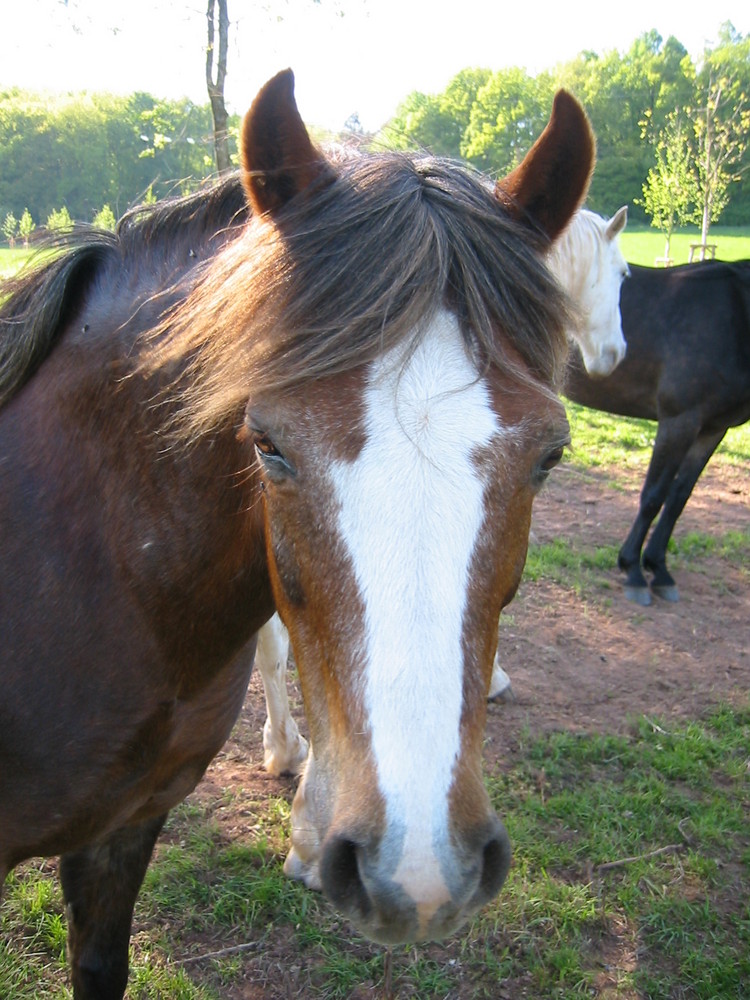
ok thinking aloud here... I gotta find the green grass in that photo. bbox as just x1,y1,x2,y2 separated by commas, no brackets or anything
618,225,750,267
564,400,750,472
4,706,747,998
0,246,32,277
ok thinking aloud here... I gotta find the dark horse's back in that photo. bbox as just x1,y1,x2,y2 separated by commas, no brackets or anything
565,259,750,430
0,181,273,875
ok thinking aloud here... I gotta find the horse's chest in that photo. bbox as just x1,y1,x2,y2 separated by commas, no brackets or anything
127,656,253,823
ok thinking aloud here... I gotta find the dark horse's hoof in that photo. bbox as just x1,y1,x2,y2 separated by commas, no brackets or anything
623,584,652,606
650,583,680,602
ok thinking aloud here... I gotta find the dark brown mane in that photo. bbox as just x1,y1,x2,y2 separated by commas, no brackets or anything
146,151,571,440
0,175,247,409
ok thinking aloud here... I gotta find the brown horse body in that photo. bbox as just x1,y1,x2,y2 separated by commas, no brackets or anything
0,71,593,998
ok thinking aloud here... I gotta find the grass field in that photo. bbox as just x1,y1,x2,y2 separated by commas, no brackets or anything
0,246,32,278
617,225,750,267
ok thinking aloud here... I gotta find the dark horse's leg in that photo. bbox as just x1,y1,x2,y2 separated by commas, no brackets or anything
60,814,167,1000
643,427,727,600
617,415,701,604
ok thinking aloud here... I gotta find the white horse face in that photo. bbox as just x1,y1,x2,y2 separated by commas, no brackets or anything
551,206,629,377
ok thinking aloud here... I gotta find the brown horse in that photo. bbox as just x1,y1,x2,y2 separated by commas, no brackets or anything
0,71,593,998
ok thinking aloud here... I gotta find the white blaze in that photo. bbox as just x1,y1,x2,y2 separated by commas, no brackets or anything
330,310,501,905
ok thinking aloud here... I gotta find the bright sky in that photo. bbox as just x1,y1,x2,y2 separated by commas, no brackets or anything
1,0,748,131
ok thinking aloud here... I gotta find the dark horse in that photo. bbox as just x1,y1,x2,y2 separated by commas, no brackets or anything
565,260,750,604
0,70,594,998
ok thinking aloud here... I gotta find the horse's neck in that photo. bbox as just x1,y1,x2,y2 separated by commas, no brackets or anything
33,310,273,669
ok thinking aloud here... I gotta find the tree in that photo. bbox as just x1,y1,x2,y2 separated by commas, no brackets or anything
46,206,73,232
206,0,231,175
93,204,117,230
462,69,554,174
689,32,750,245
639,109,698,260
2,212,18,247
18,208,35,246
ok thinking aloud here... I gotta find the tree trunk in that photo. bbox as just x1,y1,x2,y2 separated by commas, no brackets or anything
206,0,231,175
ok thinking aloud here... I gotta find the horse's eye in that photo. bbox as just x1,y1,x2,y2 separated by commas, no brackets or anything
252,432,295,478
254,433,282,459
539,445,565,476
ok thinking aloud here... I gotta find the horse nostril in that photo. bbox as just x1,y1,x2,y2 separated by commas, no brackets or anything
475,822,512,905
320,835,372,918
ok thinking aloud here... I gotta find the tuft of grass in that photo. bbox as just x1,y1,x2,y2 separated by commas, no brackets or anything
523,537,620,597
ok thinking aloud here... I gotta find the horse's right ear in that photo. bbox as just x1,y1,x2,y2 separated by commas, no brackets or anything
241,69,335,217
495,90,595,244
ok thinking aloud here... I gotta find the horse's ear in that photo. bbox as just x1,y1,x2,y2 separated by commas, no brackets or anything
606,205,628,241
241,69,334,217
495,90,595,244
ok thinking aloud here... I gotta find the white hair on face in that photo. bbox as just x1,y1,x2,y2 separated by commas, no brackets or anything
329,309,502,907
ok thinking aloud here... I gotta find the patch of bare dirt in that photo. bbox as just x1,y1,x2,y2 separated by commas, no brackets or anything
489,461,749,755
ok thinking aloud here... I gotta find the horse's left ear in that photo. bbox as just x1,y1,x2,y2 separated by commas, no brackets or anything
606,205,628,241
241,69,335,217
496,90,595,244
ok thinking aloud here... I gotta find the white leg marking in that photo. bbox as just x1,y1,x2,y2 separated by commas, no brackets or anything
489,654,513,700
284,750,323,890
255,615,309,776
330,311,503,903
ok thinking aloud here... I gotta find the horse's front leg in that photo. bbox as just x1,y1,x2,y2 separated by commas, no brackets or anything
255,615,308,776
59,814,167,1000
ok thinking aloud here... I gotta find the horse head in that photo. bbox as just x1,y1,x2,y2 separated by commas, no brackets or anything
177,70,595,944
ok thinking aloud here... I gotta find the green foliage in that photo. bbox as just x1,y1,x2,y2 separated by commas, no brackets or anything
384,67,492,159
2,211,18,245
92,204,116,230
45,206,73,232
0,89,232,227
378,24,750,224
18,208,34,245
462,69,555,173
638,108,700,256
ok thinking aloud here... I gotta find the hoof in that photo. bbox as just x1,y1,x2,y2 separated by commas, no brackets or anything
263,732,309,776
488,684,515,704
623,584,652,606
651,583,679,602
284,848,322,891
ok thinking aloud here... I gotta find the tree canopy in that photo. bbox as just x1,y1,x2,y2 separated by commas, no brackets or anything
382,24,750,225
0,89,225,227
1,23,748,233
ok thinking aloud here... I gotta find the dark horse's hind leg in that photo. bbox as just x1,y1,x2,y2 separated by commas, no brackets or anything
642,427,727,600
59,814,167,1000
617,415,700,604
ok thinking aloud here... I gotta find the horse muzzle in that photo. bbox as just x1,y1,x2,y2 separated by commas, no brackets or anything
318,814,511,944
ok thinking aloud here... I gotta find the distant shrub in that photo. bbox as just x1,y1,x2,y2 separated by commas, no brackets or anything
92,204,116,231
46,206,73,232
